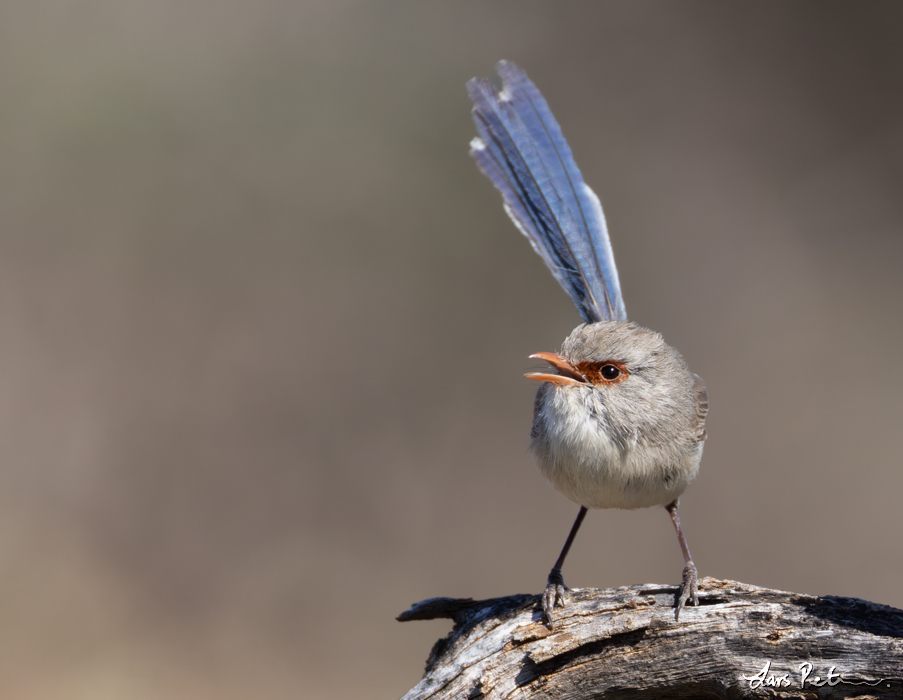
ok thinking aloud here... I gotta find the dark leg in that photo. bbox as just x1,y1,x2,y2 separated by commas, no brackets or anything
542,506,587,628
666,499,698,620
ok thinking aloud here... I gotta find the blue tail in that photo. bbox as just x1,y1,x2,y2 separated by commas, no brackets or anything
468,61,626,323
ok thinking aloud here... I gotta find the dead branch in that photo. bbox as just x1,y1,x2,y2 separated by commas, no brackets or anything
397,578,903,699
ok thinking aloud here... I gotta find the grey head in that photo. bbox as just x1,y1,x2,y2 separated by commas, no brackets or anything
529,321,707,450
526,321,708,511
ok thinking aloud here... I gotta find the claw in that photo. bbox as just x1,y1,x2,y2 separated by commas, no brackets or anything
542,568,570,628
674,561,699,620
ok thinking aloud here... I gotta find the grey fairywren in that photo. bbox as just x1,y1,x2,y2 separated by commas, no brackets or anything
468,62,707,628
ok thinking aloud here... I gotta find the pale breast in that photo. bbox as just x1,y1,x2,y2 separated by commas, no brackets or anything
531,383,703,510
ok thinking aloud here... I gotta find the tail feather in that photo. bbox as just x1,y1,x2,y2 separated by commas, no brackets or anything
467,61,626,323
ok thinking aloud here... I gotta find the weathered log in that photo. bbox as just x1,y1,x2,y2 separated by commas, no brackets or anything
397,578,903,699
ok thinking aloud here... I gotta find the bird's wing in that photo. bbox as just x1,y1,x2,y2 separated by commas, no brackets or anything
467,61,626,323
692,373,709,443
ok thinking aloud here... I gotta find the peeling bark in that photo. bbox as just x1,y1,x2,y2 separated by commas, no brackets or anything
398,579,903,699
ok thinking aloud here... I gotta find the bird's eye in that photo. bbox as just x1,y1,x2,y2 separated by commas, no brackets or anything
573,360,629,385
600,364,621,381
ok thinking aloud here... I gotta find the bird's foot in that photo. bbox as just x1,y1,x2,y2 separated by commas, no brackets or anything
674,560,699,620
542,567,570,629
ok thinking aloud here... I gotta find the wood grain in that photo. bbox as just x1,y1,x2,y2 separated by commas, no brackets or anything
398,579,903,699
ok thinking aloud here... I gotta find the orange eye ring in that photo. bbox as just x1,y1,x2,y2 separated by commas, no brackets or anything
575,360,630,385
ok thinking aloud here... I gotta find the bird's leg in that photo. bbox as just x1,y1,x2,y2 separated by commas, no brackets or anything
665,498,698,620
542,506,587,628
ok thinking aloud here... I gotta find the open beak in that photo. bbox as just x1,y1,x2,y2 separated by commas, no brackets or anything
525,352,587,386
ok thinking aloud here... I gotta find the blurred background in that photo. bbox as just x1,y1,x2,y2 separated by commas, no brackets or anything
1,1,902,698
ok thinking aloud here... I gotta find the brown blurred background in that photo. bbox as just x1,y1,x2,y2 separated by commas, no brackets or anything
1,1,902,698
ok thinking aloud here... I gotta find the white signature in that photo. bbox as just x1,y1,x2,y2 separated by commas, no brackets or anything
741,661,889,690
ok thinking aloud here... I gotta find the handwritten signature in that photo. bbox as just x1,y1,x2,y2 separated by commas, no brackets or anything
741,661,889,690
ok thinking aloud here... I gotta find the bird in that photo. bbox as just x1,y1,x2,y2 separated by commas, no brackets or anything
467,61,708,628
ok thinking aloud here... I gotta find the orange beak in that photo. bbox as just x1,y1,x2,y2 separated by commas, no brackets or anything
525,352,587,386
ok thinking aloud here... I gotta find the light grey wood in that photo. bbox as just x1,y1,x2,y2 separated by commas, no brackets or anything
397,578,903,699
